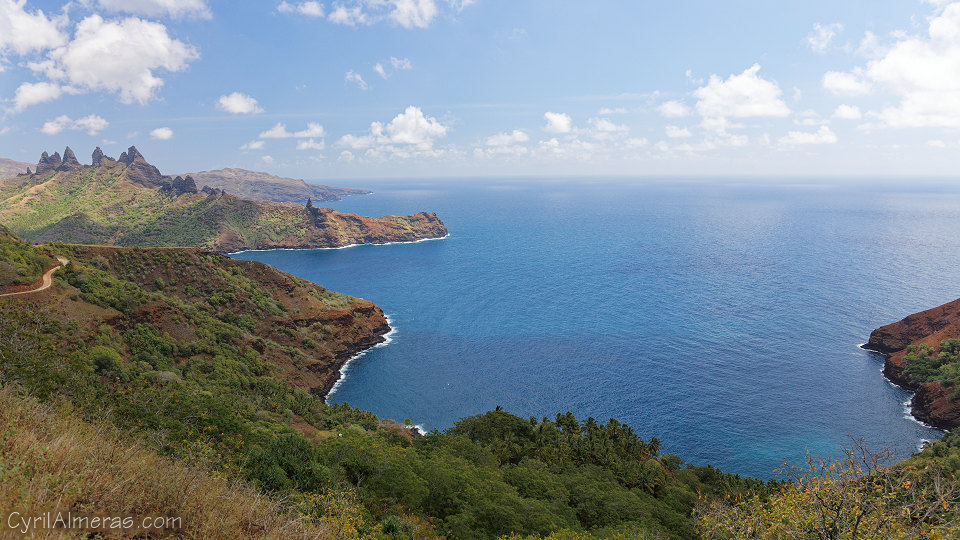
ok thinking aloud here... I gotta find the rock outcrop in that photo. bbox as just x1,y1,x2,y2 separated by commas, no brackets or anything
58,147,81,171
864,298,960,429
160,175,199,196
117,146,164,187
35,151,62,176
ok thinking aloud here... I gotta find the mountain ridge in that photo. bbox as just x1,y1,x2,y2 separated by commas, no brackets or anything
181,167,370,203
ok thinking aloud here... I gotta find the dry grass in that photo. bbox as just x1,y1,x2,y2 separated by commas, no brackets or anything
0,384,332,539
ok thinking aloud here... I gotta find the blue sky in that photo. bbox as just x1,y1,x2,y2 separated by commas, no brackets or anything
2,0,960,179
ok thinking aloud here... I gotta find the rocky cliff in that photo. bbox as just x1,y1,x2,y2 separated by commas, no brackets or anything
0,146,447,253
864,298,960,429
0,158,31,178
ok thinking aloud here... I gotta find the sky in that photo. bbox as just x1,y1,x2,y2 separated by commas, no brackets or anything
2,0,960,180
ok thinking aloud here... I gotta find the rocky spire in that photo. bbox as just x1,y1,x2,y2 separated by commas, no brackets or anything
58,146,81,171
118,145,164,187
35,151,62,175
92,147,104,166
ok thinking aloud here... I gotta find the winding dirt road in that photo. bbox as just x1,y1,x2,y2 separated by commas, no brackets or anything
0,256,68,297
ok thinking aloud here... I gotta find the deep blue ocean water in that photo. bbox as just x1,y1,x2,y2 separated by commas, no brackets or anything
232,177,960,478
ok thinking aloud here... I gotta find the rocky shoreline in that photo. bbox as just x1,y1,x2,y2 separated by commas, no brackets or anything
864,297,960,430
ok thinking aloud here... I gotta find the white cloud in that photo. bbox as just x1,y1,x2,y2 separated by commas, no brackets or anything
391,56,412,69
345,70,368,90
0,0,67,56
598,107,628,115
258,122,325,139
590,118,628,133
374,63,387,78
337,106,448,156
543,111,572,133
41,113,108,135
822,70,871,95
216,92,263,114
241,140,264,150
665,125,692,138
625,137,648,148
261,155,275,164
927,139,947,147
150,126,173,140
862,3,960,127
12,81,68,112
778,125,837,145
296,138,325,150
486,130,529,146
96,0,211,19
807,22,842,53
30,15,198,105
694,64,790,121
277,1,324,17
832,104,862,120
328,4,368,26
390,0,438,29
658,100,691,118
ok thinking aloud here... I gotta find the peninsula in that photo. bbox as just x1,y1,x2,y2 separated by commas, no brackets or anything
0,146,446,253
865,298,960,429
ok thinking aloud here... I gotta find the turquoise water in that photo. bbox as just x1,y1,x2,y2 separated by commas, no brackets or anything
232,178,959,478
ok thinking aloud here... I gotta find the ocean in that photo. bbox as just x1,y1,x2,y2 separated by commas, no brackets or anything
231,177,960,478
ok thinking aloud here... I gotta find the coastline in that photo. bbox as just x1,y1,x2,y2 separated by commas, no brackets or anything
859,343,944,432
225,233,450,256
324,315,397,401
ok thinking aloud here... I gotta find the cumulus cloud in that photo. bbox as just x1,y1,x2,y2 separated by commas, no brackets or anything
29,15,198,105
327,4,368,26
485,130,529,146
543,111,572,134
822,70,870,95
41,113,109,135
693,64,790,121
150,126,173,139
858,3,960,127
241,140,264,150
216,92,263,114
276,1,324,17
296,138,325,150
832,104,862,120
12,81,73,112
259,122,325,139
658,100,691,118
96,0,211,19
345,70,369,90
665,125,692,138
261,155,275,164
807,22,842,53
590,118,628,133
778,125,837,145
0,0,67,56
927,139,947,147
390,0,438,28
337,106,448,158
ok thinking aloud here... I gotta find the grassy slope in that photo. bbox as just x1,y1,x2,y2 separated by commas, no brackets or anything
0,157,446,252
0,385,334,539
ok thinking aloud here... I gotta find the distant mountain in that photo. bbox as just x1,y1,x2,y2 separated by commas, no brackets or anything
181,168,370,203
0,158,31,179
0,146,446,252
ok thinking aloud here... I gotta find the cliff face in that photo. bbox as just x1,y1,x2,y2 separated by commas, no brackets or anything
865,298,960,429
0,146,447,253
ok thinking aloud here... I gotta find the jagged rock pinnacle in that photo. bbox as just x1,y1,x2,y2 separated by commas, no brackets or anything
58,146,81,171
35,150,62,175
92,147,104,166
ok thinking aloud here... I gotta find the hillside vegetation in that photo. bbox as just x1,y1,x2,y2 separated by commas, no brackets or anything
0,223,53,288
0,146,446,252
